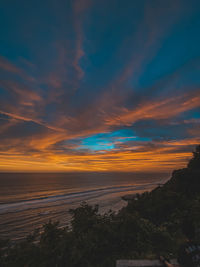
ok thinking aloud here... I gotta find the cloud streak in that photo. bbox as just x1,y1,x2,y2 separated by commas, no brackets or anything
0,0,200,172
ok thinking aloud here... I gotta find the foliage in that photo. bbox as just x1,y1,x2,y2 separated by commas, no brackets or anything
0,146,200,266
188,145,200,170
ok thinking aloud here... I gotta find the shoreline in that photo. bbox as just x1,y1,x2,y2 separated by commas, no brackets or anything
0,178,166,242
121,183,164,201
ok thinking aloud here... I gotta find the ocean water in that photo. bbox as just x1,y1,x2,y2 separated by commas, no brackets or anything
0,172,168,241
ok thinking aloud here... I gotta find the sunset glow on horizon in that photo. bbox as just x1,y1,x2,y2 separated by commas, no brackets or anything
0,0,200,172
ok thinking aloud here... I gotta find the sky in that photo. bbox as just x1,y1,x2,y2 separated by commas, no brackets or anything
0,0,200,172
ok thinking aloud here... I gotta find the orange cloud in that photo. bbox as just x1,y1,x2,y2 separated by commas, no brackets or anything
105,91,200,126
0,135,198,172
0,1,199,174
0,86,199,172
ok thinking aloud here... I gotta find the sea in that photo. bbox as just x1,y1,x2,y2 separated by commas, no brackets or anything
0,172,169,241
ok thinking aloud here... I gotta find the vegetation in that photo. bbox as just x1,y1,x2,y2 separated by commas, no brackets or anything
0,146,200,267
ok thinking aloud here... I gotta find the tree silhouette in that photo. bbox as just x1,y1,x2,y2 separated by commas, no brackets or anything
188,145,200,170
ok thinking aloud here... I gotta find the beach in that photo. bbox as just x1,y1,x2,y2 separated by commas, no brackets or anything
0,172,168,241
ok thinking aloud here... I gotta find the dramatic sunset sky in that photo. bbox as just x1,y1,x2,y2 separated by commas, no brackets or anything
0,0,200,172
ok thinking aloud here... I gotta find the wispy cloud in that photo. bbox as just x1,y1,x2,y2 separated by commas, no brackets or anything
104,90,200,126
72,0,91,79
0,0,200,171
